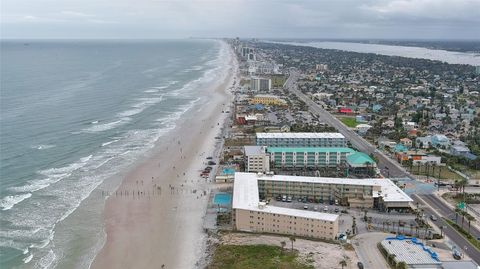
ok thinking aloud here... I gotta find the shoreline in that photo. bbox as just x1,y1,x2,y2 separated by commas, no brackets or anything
91,41,237,269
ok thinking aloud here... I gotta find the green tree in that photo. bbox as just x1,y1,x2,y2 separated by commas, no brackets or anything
289,236,296,252
397,261,408,269
467,214,475,234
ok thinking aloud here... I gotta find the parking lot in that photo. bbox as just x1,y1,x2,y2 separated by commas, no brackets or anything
268,197,346,214
266,197,418,236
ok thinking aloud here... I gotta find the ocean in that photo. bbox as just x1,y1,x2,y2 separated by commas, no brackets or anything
0,39,230,268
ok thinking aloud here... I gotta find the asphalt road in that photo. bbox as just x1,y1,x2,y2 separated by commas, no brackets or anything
353,232,391,269
412,194,480,264
283,70,480,263
420,194,480,239
284,71,410,179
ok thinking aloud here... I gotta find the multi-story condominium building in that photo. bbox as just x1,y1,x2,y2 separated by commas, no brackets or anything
233,173,339,240
236,173,412,212
267,147,355,169
244,146,270,172
250,77,272,91
250,94,286,106
256,133,346,148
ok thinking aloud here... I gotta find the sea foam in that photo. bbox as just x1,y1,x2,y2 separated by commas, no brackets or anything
0,193,32,210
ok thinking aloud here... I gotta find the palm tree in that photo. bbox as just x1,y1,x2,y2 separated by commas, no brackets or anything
289,236,296,252
388,253,397,266
339,259,347,269
455,208,461,224
280,241,286,254
467,214,475,234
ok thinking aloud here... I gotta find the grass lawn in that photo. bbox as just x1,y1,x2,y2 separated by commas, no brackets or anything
271,75,287,88
338,117,358,128
450,163,480,180
405,165,463,181
208,244,314,269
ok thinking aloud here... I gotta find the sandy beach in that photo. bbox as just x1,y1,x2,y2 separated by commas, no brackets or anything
91,43,237,269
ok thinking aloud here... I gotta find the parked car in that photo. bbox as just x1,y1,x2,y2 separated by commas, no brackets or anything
357,262,364,269
430,215,438,221
287,196,292,203
303,204,309,210
207,161,216,165
282,195,287,202
324,206,328,212
206,157,213,160
334,208,339,213
314,206,318,211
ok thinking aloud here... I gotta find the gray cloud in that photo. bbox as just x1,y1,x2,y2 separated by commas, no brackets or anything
1,0,479,39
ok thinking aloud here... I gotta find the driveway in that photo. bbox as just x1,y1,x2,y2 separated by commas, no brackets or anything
352,232,390,269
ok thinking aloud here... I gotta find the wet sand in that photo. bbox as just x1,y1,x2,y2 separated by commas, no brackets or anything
91,44,237,269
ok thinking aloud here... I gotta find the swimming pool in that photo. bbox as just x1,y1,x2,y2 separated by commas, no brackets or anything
213,192,232,205
222,168,235,175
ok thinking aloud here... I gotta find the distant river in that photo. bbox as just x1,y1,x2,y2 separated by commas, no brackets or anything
273,41,480,66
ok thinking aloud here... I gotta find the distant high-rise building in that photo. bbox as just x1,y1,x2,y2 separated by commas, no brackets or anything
241,47,253,58
476,66,480,75
316,64,328,71
250,77,271,91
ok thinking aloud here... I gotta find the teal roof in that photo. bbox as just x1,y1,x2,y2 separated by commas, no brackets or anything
394,144,408,152
267,147,355,154
346,152,375,165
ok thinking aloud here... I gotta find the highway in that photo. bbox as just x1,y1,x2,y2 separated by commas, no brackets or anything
284,70,480,263
284,70,410,178
420,194,480,239
413,194,480,263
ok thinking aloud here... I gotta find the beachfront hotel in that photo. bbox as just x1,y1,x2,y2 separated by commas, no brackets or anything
234,172,412,214
244,146,270,172
244,145,377,174
256,132,346,148
249,94,287,106
250,77,272,91
267,147,356,169
232,172,339,240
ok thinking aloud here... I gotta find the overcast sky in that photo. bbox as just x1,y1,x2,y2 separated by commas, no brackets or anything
2,0,479,39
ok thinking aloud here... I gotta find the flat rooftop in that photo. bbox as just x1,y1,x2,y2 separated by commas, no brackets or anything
256,132,345,139
234,172,413,204
267,147,355,153
244,146,266,156
380,237,441,266
233,172,339,222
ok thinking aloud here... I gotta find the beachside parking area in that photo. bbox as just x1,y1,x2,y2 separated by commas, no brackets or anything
268,199,418,235
269,198,345,214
